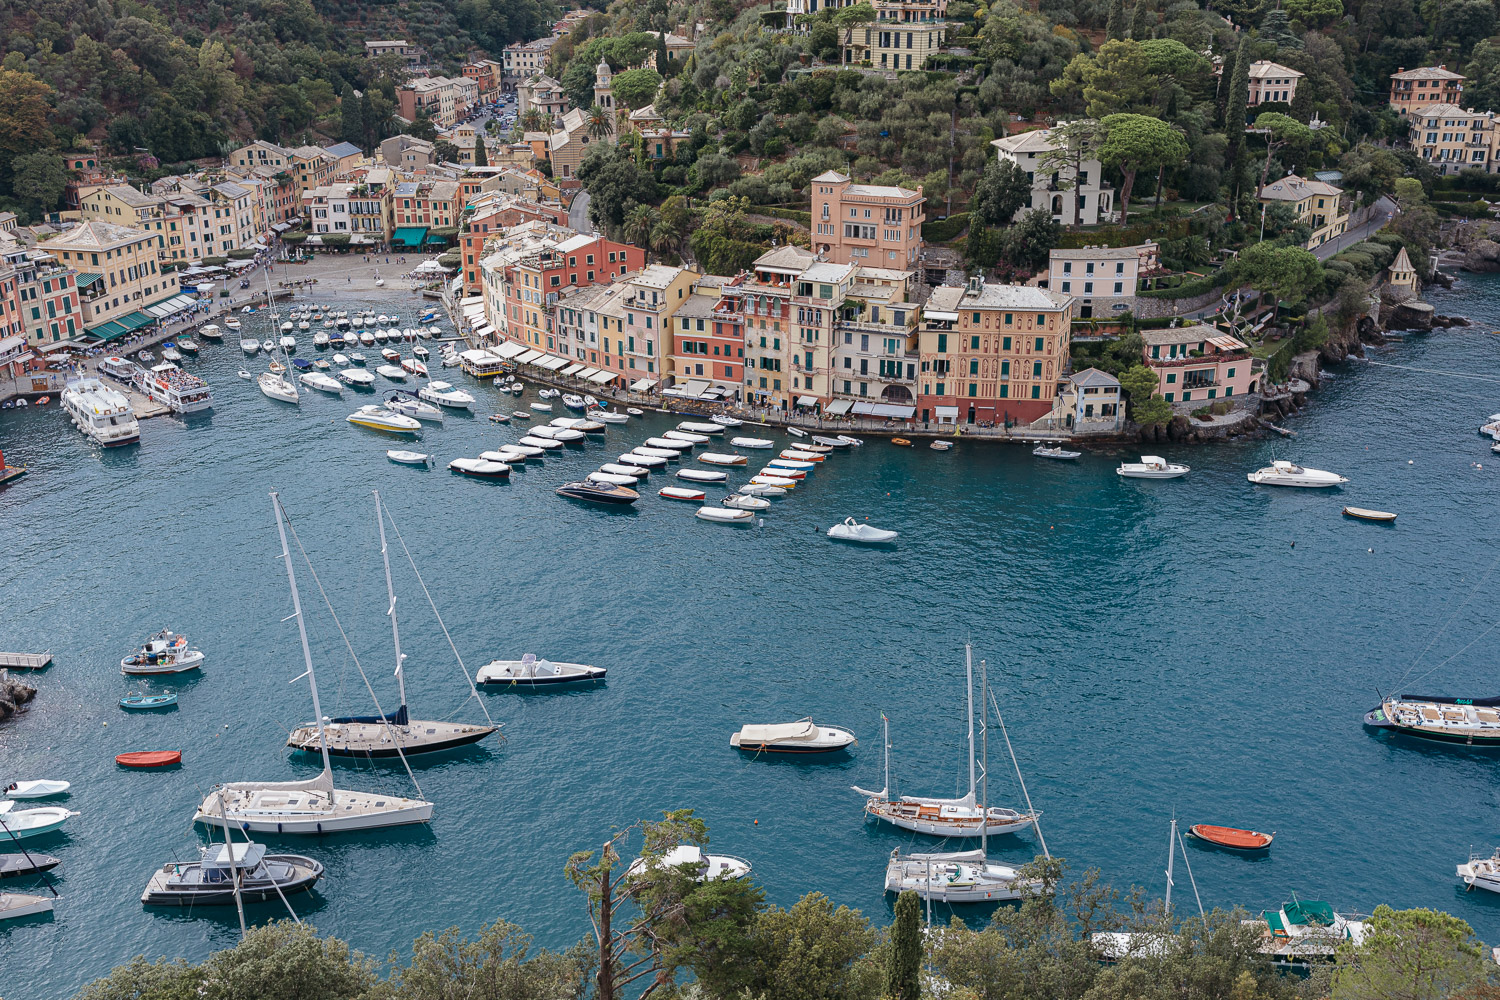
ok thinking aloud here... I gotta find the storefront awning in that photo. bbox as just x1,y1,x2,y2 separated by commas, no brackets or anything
424,234,448,245
795,395,819,408
473,324,495,339
824,399,854,415
575,367,601,379
75,272,103,290
587,370,618,384
850,401,915,418
514,349,544,365
144,294,198,318
537,355,569,370
493,341,527,359
562,363,586,375
393,226,429,247
85,310,157,342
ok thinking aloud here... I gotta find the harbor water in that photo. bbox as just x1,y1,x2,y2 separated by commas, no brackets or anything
4,277,1500,998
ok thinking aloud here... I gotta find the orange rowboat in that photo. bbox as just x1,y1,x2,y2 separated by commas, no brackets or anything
116,750,182,769
1187,824,1273,851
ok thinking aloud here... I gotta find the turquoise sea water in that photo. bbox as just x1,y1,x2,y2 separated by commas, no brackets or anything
4,276,1500,998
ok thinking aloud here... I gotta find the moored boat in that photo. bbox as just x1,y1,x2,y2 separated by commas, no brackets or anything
4,780,70,800
660,486,706,501
141,842,323,905
1364,693,1500,746
731,436,774,449
0,853,60,879
1118,456,1190,479
449,458,511,478
1033,444,1081,460
1186,824,1273,851
1247,460,1348,487
0,892,54,920
556,481,639,505
120,690,178,710
678,421,724,434
730,719,855,753
722,494,770,510
62,377,140,447
121,630,204,675
695,506,753,523
476,654,606,686
387,450,431,466
0,801,78,838
828,518,897,544
347,405,421,435
1343,506,1396,522
677,468,727,483
699,453,748,466
116,750,181,768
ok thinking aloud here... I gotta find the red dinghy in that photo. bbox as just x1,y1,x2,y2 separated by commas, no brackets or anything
116,750,181,769
1187,824,1273,851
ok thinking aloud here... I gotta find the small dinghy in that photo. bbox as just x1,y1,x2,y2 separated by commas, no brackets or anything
1033,444,1081,460
0,892,53,920
448,458,511,478
530,401,553,412
0,802,79,838
930,440,954,452
731,437,775,449
600,463,649,478
787,427,808,438
4,780,70,800
758,466,805,480
811,435,849,448
621,452,667,468
797,443,835,454
142,843,323,906
588,471,638,486
723,494,770,511
518,435,563,450
1186,824,1274,852
891,437,913,447
696,506,754,523
477,653,606,686
627,407,644,416
827,518,898,544
116,750,181,768
678,421,724,435
780,449,824,462
512,410,531,420
237,370,253,380
731,718,856,753
120,690,177,710
387,450,431,466
678,468,727,483
738,483,787,497
837,435,864,446
699,453,747,466
1343,506,1397,522
0,853,60,879
401,358,428,377
711,414,744,427
660,486,706,501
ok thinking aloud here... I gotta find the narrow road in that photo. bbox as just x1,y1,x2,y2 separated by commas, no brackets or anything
569,190,592,233
1314,195,1396,260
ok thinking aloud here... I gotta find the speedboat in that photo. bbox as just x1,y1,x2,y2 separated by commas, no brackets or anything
299,372,343,394
556,481,639,505
350,352,367,365
375,364,407,381
0,800,79,839
1459,849,1500,893
258,371,300,403
1118,456,1190,479
1033,444,1081,460
0,853,60,878
347,405,421,435
176,338,199,355
419,381,474,409
678,468,727,483
731,437,774,449
4,780,70,800
385,392,443,422
723,494,770,510
141,842,323,906
477,653,606,686
731,719,855,753
711,414,744,427
757,466,805,480
827,518,897,544
1247,460,1349,487
121,630,205,675
160,347,182,362
449,458,511,478
338,368,376,388
387,450,431,466
290,358,313,371
626,844,750,882
562,394,587,410
749,475,796,489
700,453,748,466
696,506,753,524
660,486,706,501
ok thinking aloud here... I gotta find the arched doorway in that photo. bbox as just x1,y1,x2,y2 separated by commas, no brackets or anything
881,384,912,403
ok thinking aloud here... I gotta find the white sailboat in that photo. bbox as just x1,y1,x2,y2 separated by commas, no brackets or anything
854,645,1040,838
257,271,300,405
192,493,433,833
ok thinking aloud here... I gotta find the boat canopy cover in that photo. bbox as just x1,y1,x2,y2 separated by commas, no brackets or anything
1283,900,1337,928
329,704,410,726
204,842,267,869
904,849,986,862
739,721,817,742
658,845,705,867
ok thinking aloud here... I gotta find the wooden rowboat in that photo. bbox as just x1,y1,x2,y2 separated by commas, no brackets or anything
1186,824,1273,851
1343,506,1396,522
116,750,182,769
891,438,913,447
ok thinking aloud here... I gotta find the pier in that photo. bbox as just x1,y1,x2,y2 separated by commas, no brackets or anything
0,651,53,670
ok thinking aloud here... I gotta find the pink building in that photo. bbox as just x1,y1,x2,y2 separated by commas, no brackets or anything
809,170,924,268
1143,325,1258,405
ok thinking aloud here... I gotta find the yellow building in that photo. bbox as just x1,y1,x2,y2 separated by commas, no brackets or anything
843,0,946,72
1257,174,1348,251
1407,104,1499,176
42,221,181,331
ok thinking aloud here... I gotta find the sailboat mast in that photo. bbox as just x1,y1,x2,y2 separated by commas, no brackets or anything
883,714,890,799
271,492,334,790
373,491,408,713
1165,818,1177,914
965,643,975,800
980,657,989,856
218,790,247,940
264,259,297,397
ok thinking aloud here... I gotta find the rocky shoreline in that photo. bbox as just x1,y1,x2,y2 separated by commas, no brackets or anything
0,669,37,722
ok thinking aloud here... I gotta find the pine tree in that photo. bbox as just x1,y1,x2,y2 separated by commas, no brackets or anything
1105,0,1127,39
887,891,921,1000
473,133,488,167
340,84,362,148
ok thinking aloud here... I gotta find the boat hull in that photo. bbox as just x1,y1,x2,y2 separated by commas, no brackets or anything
286,721,496,757
191,791,433,833
1186,824,1273,851
121,650,203,675
0,854,61,878
1363,705,1500,746
141,856,322,905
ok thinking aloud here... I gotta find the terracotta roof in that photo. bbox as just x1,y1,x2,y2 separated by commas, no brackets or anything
1392,66,1465,81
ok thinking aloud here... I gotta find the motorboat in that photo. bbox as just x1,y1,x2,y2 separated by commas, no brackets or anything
678,421,724,435
313,332,329,347
377,314,390,325
518,435,563,450
1344,507,1397,522
530,401,553,412
375,364,407,381
258,371,300,404
4,780,70,800
412,346,430,360
891,437,913,447
478,653,606,687
347,405,421,435
562,394,587,410
799,442,835,454
722,494,770,511
711,414,744,427
660,486,706,501
664,430,709,445
387,450,431,466
381,347,401,362
634,446,680,460
555,481,639,505
117,750,181,768
280,336,296,351
0,892,54,920
160,347,182,362
588,471,638,486
787,426,807,438
626,844,750,882
699,453,748,466
1118,456,1190,479
261,339,276,353
136,362,214,415
338,368,376,388
384,392,444,423
530,426,584,442
120,690,178,710
600,463,649,479
480,451,519,463
767,458,814,471
1247,460,1349,487
620,452,666,468
0,800,78,839
299,372,344,394
1481,413,1500,440
449,458,512,478
240,337,260,353
811,435,849,448
350,352,367,365
556,417,605,433
359,332,376,347
401,358,428,377
504,443,545,458
509,383,526,395
314,359,331,370
696,506,753,523
678,468,727,483
1186,824,1274,851
749,475,796,489
731,437,774,449
1033,444,1081,460
757,466,804,480
537,388,561,399
627,407,644,415
838,435,864,446
511,410,532,420
237,370,253,380
62,377,140,447
1459,849,1500,893
280,321,294,333
176,338,199,354
884,849,1038,903
121,630,204,675
0,853,60,878
646,437,691,451
780,449,824,462
827,518,897,544
221,319,240,332
298,320,311,332
738,483,786,497
592,410,630,423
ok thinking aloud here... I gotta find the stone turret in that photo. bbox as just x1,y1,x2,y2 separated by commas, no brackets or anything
593,59,614,112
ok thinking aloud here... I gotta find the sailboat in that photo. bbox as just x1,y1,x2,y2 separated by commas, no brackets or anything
257,270,300,405
853,645,1040,837
192,493,433,833
286,491,497,758
1092,819,1207,960
880,647,1045,903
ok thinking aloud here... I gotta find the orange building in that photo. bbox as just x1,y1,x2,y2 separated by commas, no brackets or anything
1390,66,1465,113
809,170,924,268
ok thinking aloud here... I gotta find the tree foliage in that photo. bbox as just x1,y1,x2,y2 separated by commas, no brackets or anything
1333,906,1493,1000
1098,114,1189,223
612,68,663,111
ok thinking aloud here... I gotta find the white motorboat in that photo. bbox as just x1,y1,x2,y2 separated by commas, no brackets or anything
731,718,854,753
121,630,204,674
660,486,705,501
678,421,724,434
338,368,376,387
642,439,688,455
332,354,349,365
731,436,774,449
281,336,296,351
749,475,796,489
768,458,815,471
238,370,252,380
350,352,367,365
503,443,544,458
884,849,1038,903
401,358,428,377
837,435,864,446
313,332,329,347
592,410,630,423
376,364,407,381
635,446,680,459
262,339,276,352
1247,460,1349,487
562,394,587,410
385,392,444,422
663,431,709,445
280,321,294,333
786,426,808,437
546,426,587,442
519,435,563,450
413,345,430,360
627,407,644,415
781,449,824,462
757,466,805,480
258,371,300,404
588,471,639,486
722,494,770,510
1033,444,1081,460
537,388,560,399
799,442,835,454
700,453,748,466
4,780,70,799
1480,413,1500,440
738,483,786,497
160,346,182,362
477,654,605,686
621,452,666,468
626,844,750,882
194,494,434,833
509,383,525,395
600,463,648,478
449,458,511,478
222,318,240,331
387,450,431,466
0,800,79,839
299,372,343,394
530,401,553,412
678,468,727,483
1459,849,1500,893
811,435,849,448
419,381,474,409
62,377,140,447
711,414,744,427
0,892,55,920
347,405,421,434
240,337,260,353
298,320,311,332
359,332,376,347
1117,455,1190,479
827,518,897,544
381,347,401,361
696,506,754,523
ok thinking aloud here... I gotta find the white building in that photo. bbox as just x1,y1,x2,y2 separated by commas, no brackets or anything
991,127,1113,226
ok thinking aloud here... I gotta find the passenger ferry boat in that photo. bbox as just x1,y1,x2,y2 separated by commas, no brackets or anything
61,377,140,447
137,362,213,414
1364,694,1500,746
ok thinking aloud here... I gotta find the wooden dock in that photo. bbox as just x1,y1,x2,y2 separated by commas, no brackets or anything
0,651,52,670
0,466,25,489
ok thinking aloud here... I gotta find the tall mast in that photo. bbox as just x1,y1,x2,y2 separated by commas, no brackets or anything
264,260,296,397
965,643,975,801
374,490,408,714
882,713,890,799
271,492,332,792
218,789,247,940
980,656,989,857
1165,817,1177,914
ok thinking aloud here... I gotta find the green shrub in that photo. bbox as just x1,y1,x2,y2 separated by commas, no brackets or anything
1335,250,1376,276
201,256,229,267
922,212,969,243
227,248,257,260
1138,269,1232,299
756,206,811,225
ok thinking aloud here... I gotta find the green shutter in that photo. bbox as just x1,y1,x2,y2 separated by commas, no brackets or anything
937,333,947,352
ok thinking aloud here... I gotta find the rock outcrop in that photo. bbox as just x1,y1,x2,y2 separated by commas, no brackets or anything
1461,240,1500,273
0,670,37,722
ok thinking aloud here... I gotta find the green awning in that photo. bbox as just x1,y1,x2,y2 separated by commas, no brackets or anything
75,272,103,290
424,233,448,245
85,310,157,342
393,226,428,247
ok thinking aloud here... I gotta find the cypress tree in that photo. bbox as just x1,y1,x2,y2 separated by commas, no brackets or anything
1130,0,1150,38
1222,35,1252,167
887,891,922,1000
360,90,378,148
655,31,672,77
473,133,488,167
1105,0,1127,39
340,84,362,147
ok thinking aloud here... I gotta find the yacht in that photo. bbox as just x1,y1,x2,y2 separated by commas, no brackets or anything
258,371,300,404
418,381,474,410
121,629,204,674
348,406,421,434
884,848,1038,902
1364,694,1500,746
299,371,343,395
555,481,640,505
141,842,323,905
1247,460,1349,487
730,719,855,754
62,377,140,447
1117,456,1190,479
138,363,213,414
384,391,443,422
626,844,751,882
1459,849,1500,893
